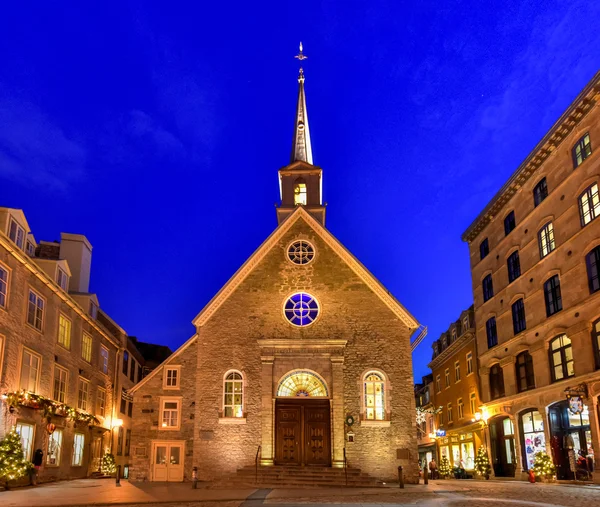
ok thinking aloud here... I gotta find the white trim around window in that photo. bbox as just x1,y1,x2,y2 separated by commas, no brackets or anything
0,260,10,310
72,433,85,466
163,366,181,390
78,377,90,411
159,397,182,431
26,288,45,332
19,347,42,393
15,421,35,461
52,364,69,404
100,345,109,375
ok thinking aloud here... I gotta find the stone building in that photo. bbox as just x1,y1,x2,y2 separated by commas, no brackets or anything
129,64,421,484
0,206,162,482
462,71,600,482
428,306,484,475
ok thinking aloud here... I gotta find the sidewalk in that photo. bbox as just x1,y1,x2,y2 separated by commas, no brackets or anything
0,479,428,507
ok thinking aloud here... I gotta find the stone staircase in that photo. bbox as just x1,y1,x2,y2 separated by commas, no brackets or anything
212,464,385,488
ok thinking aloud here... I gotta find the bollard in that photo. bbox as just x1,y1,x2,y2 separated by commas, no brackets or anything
424,468,428,485
398,465,404,489
115,465,121,487
192,466,198,489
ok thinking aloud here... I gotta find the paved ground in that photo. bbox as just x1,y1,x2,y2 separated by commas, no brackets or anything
1,478,600,507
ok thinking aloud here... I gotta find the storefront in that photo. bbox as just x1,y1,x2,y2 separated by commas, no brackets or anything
518,409,547,471
548,400,595,480
438,430,478,472
418,444,437,471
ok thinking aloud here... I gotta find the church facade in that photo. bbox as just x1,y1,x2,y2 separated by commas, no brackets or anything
129,63,420,483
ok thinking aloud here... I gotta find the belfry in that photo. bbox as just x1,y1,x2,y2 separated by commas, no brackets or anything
129,43,421,484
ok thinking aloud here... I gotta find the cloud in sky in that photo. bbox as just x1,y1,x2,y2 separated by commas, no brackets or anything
0,91,86,191
127,109,186,157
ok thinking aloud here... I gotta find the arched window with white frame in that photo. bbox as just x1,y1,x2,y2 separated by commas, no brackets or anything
223,371,244,418
363,371,387,421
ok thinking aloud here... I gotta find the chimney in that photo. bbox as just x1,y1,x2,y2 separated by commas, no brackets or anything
59,233,93,293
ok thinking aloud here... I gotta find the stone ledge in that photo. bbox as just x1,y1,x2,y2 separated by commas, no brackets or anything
218,417,247,425
360,420,391,428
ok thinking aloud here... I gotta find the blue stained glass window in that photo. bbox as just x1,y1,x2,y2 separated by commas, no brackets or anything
284,292,319,326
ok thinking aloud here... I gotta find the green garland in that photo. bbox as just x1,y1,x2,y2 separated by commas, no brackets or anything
1,390,100,426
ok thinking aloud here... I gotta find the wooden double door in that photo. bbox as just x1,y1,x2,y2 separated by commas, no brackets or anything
275,399,331,466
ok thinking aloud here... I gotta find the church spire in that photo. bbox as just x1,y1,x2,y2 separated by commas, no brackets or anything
291,42,313,165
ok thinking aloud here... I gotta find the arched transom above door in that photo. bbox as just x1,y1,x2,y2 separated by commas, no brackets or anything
277,370,329,397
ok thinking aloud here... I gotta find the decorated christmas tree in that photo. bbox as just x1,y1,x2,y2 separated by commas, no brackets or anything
101,453,116,475
474,446,491,478
438,456,451,478
0,428,33,487
532,451,555,480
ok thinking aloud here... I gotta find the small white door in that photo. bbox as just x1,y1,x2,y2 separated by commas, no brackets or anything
152,442,184,482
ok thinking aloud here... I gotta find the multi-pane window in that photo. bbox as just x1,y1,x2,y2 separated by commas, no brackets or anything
124,429,131,457
100,346,109,374
538,222,556,258
81,333,92,363
469,393,476,415
457,398,464,419
512,298,526,335
78,378,89,411
0,265,8,308
454,361,461,382
466,352,473,375
20,349,41,392
46,429,63,466
26,241,35,256
486,317,498,349
27,290,44,331
89,301,98,319
117,427,124,456
439,411,444,426
53,365,68,403
507,251,521,283
480,238,489,260
58,314,71,349
579,183,600,226
57,268,68,291
165,367,179,388
8,218,25,249
435,375,441,393
445,368,450,388
447,403,453,423
586,246,600,294
462,315,469,331
592,318,600,370
224,371,244,418
72,434,84,466
129,358,136,382
15,422,35,461
489,364,505,400
544,275,562,317
572,133,592,168
482,274,494,302
533,177,548,206
516,351,535,392
504,211,516,236
364,372,385,421
161,399,180,429
97,387,106,417
122,351,129,375
549,334,574,382
120,389,127,414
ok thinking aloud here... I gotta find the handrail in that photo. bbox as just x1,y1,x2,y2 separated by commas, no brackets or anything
255,445,262,484
344,448,348,486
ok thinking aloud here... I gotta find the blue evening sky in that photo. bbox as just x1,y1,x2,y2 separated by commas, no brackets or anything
1,2,599,382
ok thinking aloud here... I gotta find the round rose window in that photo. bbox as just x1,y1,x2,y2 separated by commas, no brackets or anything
283,292,319,326
287,240,315,265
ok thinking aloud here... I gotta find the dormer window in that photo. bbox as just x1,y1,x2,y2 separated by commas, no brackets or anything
26,241,35,257
89,301,98,319
294,179,307,206
57,268,68,291
8,218,25,249
462,315,469,332
451,328,457,342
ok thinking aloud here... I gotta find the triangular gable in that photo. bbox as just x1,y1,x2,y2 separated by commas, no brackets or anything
193,206,419,329
129,334,197,393
131,207,420,394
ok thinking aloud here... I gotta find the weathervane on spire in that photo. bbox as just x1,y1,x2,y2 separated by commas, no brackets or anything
294,41,307,81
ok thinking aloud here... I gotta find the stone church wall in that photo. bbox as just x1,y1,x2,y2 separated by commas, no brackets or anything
190,217,418,482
